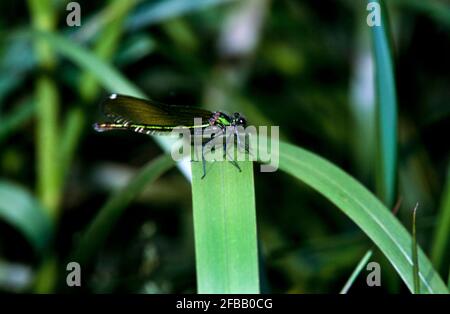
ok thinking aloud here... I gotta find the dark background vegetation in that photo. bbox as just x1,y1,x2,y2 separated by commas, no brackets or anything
0,0,449,293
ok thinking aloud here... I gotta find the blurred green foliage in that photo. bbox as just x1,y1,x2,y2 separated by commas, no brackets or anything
0,0,449,293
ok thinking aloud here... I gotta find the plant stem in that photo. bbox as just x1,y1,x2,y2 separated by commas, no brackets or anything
28,0,60,293
28,0,60,218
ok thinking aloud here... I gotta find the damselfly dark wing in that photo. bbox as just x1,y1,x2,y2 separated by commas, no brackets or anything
95,94,214,134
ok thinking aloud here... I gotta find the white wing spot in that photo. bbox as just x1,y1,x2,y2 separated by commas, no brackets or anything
110,93,117,99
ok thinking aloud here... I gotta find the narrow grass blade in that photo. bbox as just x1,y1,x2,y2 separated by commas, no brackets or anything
59,108,84,183
79,0,137,102
72,155,175,265
412,203,420,294
27,0,57,67
273,140,448,293
27,0,61,294
28,0,61,216
369,0,398,207
340,249,373,294
127,0,238,30
0,181,53,253
430,169,450,276
30,30,143,98
35,76,60,217
191,160,259,293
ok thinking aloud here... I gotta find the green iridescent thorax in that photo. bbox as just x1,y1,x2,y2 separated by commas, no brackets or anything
216,114,232,127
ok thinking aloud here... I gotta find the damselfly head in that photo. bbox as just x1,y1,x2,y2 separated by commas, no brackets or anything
232,112,247,127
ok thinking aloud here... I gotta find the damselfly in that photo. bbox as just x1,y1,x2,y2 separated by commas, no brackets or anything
94,94,248,178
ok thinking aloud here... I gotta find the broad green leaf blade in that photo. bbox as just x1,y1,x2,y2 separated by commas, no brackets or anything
0,181,53,253
35,76,60,215
340,249,373,294
369,0,398,207
191,160,259,293
275,141,448,294
73,155,175,265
